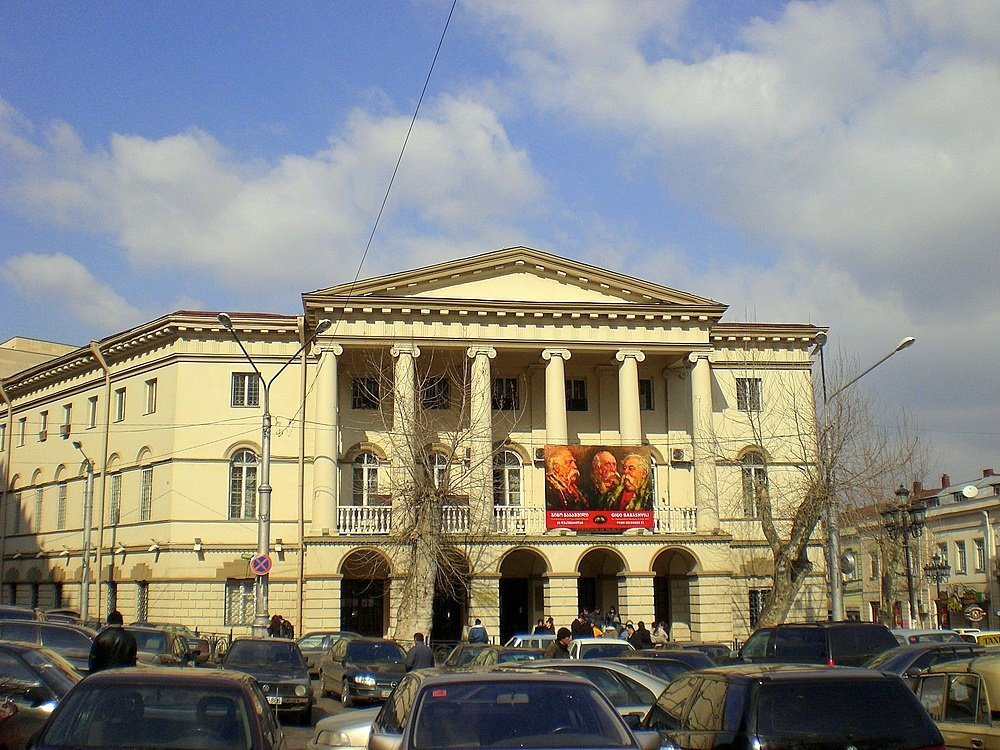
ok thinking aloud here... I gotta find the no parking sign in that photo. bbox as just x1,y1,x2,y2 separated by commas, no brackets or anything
250,553,272,576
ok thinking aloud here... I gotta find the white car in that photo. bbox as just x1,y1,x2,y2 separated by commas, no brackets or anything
568,638,635,659
503,633,556,649
308,704,381,750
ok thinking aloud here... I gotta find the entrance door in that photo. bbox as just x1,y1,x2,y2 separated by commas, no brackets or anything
341,578,385,636
654,575,672,627
499,578,529,642
432,588,464,643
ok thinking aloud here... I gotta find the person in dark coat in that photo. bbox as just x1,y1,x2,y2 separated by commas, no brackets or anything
543,628,572,659
88,610,137,673
267,614,284,637
404,632,435,672
634,621,654,649
467,619,488,644
280,618,295,639
570,613,592,638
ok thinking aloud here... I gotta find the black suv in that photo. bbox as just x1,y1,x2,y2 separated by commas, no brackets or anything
739,622,897,666
641,664,944,749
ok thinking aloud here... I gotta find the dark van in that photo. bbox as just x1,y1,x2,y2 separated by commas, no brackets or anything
739,622,897,666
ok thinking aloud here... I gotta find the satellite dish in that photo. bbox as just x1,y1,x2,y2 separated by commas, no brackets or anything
840,550,857,576
962,485,979,499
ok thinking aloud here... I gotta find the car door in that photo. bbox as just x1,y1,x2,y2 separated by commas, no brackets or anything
917,672,1000,750
326,637,348,689
642,673,703,748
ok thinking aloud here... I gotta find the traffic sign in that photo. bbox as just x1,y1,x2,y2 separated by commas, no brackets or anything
250,553,272,576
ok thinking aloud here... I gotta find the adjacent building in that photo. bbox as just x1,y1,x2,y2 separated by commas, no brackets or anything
0,246,829,642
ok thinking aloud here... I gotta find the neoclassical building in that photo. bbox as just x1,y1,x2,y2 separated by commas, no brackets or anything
0,247,829,642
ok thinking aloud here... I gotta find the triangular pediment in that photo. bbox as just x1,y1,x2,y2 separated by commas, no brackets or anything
307,246,723,308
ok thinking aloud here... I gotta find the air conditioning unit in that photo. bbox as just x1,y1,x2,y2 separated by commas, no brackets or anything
59,424,71,439
671,448,690,464
38,430,47,442
534,448,546,463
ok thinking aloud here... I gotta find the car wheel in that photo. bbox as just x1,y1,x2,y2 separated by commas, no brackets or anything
342,679,353,707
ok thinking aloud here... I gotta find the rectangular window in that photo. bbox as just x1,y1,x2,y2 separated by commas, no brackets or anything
749,588,771,630
938,543,948,567
639,378,654,411
30,583,39,609
975,538,985,573
225,579,256,626
114,388,126,422
491,378,520,411
87,396,98,429
139,467,153,521
109,474,122,525
869,553,879,580
39,411,48,442
61,404,72,438
136,582,149,622
33,488,43,533
0,423,5,450
11,492,21,535
56,483,67,530
956,541,967,574
421,376,451,410
351,377,380,409
736,378,762,412
53,583,63,608
565,378,588,411
231,373,260,408
17,418,26,447
144,379,157,415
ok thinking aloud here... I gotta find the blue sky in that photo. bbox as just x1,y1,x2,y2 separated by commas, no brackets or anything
2,1,997,484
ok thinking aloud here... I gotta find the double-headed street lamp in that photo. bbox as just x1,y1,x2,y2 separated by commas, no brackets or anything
814,335,916,621
924,552,952,628
881,483,927,627
218,313,332,636
72,441,95,625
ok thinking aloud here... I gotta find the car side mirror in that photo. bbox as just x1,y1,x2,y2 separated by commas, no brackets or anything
633,730,662,750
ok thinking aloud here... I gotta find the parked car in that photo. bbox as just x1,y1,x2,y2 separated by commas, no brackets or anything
132,621,212,664
307,704,381,750
125,625,193,667
27,666,287,749
437,642,489,668
466,646,544,666
569,637,635,659
39,609,82,625
366,668,661,750
219,637,314,725
664,642,735,664
617,648,715,671
738,621,897,666
0,641,81,749
641,663,944,749
503,633,557,649
0,620,96,673
913,653,1000,749
0,608,39,623
866,642,986,682
606,654,707,684
892,628,967,645
511,658,669,722
297,630,356,675
319,636,406,707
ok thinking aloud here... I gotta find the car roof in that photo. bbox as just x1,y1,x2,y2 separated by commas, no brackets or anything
573,637,631,644
416,666,602,688
82,666,258,688
692,663,898,682
768,622,890,630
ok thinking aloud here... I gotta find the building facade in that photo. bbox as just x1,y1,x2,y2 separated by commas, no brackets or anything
0,247,828,642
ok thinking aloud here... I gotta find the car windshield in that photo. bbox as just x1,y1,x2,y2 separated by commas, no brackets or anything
411,680,633,749
864,648,912,671
225,640,306,668
39,683,252,749
754,680,935,742
131,631,167,652
346,642,405,662
20,648,81,695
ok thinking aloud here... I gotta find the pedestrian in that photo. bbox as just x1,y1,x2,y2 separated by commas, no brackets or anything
651,621,670,645
625,622,640,647
635,621,653,649
543,627,572,659
280,617,295,639
88,610,137,673
606,606,622,630
571,612,592,638
468,618,489,644
267,614,283,637
532,618,547,635
404,632,435,672
543,617,555,633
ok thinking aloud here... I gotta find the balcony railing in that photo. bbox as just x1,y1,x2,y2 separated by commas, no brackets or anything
335,503,700,536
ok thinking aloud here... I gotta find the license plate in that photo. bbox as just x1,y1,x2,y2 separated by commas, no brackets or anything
267,696,282,705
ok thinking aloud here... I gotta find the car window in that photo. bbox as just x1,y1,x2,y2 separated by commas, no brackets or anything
346,641,405,662
41,626,91,650
946,674,986,725
249,680,282,748
375,672,421,734
298,634,325,649
0,622,38,644
829,625,897,661
917,674,947,720
644,675,701,732
686,677,728,732
775,628,826,661
569,667,634,707
740,629,772,659
0,650,38,684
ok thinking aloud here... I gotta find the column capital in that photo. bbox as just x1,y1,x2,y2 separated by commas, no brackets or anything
316,343,343,357
541,348,571,362
615,349,646,363
466,345,497,360
390,344,421,359
687,351,715,365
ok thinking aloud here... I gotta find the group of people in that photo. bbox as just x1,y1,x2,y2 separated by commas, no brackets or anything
266,614,295,639
531,606,670,647
545,447,654,512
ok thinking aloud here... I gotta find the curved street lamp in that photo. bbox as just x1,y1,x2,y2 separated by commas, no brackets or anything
218,313,332,636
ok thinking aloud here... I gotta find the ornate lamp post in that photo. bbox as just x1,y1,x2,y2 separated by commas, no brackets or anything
880,483,927,627
924,552,952,629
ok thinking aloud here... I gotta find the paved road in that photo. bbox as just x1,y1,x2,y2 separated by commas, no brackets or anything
281,677,360,750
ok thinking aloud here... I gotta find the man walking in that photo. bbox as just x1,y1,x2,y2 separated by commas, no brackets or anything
404,632,435,672
468,618,489,644
543,628,572,659
88,610,137,673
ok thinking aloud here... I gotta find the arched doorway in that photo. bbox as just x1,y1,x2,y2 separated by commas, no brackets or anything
652,547,697,641
432,550,471,643
498,549,549,642
578,548,627,618
340,550,392,636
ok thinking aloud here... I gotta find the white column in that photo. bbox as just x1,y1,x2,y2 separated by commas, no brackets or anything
390,345,421,531
689,352,719,533
541,349,570,445
311,344,342,535
467,345,496,531
616,349,645,444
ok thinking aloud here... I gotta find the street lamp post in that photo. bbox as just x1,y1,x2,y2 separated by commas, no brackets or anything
813,335,916,621
218,314,332,636
924,552,951,629
72,441,94,625
881,483,927,627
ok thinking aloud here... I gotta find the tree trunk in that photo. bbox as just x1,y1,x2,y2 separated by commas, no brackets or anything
757,546,814,627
